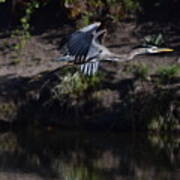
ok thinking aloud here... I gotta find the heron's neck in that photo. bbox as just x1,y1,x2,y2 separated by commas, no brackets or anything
103,48,147,62
127,48,147,60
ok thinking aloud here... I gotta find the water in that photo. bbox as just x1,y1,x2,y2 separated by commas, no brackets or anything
0,128,179,180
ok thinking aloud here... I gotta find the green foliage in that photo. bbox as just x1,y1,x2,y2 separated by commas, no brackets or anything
9,1,42,62
81,13,91,26
51,72,102,101
144,33,165,46
126,63,149,80
53,72,88,98
11,29,27,48
157,65,180,83
63,0,140,25
1,0,179,31
20,1,40,37
12,1,40,38
123,0,140,12
62,165,102,180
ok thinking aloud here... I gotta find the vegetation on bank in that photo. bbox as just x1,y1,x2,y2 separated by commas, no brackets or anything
0,0,180,30
0,0,179,132
11,64,178,132
0,0,177,63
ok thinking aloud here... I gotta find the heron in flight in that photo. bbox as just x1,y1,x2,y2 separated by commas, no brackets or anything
56,22,174,75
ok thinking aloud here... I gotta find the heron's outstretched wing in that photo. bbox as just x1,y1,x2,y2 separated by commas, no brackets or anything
64,22,103,64
67,31,93,64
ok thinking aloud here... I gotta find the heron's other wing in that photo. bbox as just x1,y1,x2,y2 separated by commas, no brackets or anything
65,23,101,63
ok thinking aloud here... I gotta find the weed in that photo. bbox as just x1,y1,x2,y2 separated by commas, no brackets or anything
51,71,102,101
63,0,140,25
157,65,180,83
10,1,41,59
125,63,149,80
143,33,165,46
123,0,140,13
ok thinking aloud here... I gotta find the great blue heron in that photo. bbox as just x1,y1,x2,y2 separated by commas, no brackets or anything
56,22,174,75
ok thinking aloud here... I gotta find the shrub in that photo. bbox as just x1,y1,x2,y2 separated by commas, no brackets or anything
51,71,102,101
157,65,180,83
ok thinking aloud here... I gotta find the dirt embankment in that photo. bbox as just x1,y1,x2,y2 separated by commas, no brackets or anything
0,22,179,131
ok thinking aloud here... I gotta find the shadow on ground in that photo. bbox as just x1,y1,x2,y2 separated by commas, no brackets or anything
0,64,179,132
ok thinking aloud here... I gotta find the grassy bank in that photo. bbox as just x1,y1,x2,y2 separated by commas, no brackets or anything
0,63,179,132
0,0,179,132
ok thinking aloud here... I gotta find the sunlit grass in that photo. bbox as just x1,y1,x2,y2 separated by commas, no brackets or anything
51,71,103,101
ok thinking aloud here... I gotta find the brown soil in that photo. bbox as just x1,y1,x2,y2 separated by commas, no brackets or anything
0,22,179,77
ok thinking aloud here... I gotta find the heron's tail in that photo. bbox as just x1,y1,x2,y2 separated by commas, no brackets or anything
80,61,99,76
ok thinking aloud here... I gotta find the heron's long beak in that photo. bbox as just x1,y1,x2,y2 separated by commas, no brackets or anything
156,48,174,53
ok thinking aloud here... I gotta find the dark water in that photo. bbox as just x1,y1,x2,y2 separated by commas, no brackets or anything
0,128,179,180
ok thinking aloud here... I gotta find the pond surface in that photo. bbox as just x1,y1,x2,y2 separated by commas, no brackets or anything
0,128,179,180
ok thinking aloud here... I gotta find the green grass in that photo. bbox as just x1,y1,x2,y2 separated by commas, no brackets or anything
125,63,150,80
51,71,103,101
156,65,180,83
143,33,165,46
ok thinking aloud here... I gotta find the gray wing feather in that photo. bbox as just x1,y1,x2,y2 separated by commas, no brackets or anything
59,22,104,76
66,26,104,64
67,32,93,63
80,61,99,75
87,63,92,76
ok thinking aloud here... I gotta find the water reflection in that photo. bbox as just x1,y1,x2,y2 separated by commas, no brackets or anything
0,128,179,180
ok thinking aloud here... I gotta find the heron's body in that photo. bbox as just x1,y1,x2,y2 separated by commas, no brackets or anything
56,22,174,75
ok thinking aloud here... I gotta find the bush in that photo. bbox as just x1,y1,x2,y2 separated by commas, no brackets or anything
157,65,180,83
51,71,102,101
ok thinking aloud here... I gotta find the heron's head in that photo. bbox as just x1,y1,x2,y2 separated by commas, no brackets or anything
143,45,174,54
126,45,174,60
